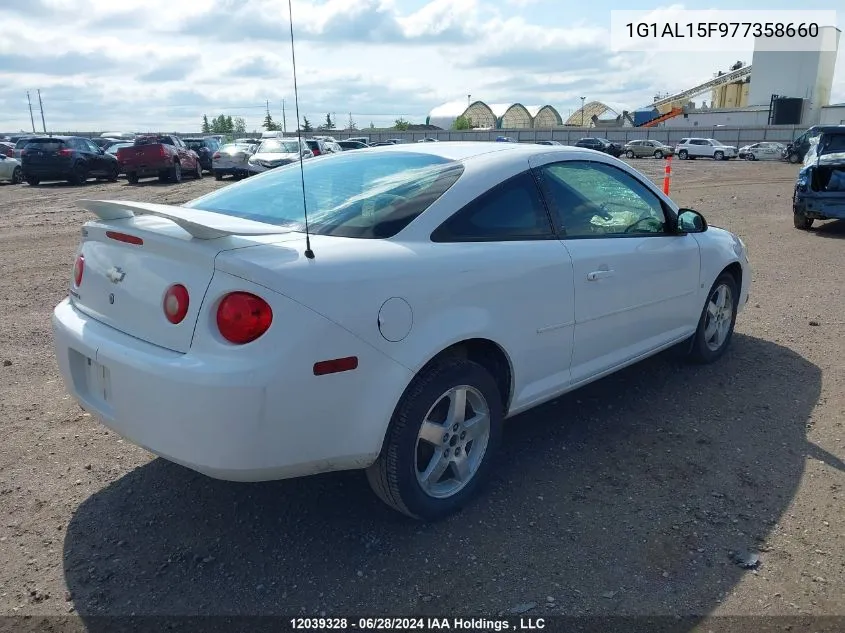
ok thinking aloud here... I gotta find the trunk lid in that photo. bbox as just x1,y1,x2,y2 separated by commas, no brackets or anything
119,144,165,167
21,138,72,169
70,200,297,353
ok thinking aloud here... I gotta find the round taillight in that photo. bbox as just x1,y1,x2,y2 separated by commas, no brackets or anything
216,292,273,344
73,254,84,287
163,284,190,324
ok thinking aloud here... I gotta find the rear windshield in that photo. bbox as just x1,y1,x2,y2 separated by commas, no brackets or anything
220,143,251,153
108,143,133,154
259,139,300,153
135,136,173,146
184,151,464,239
24,138,65,151
820,134,845,154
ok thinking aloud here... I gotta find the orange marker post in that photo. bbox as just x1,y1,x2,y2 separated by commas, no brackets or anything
662,155,672,195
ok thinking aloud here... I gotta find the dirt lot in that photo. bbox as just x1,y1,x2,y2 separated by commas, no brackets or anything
0,158,843,627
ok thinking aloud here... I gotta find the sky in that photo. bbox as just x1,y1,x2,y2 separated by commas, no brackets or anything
0,0,843,133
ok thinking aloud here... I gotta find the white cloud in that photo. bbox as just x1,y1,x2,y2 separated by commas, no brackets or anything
0,0,842,132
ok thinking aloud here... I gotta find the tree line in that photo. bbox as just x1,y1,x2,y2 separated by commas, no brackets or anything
258,111,411,133
201,114,247,134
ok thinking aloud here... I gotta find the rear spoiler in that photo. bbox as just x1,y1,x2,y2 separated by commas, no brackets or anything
77,199,291,240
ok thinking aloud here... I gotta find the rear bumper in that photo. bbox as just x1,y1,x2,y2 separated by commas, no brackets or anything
22,166,73,178
795,198,845,220
123,163,171,177
51,291,413,482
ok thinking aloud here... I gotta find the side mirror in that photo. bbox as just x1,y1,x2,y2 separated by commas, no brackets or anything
677,208,707,233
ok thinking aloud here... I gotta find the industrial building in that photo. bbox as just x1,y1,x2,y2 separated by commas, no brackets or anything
426,25,844,130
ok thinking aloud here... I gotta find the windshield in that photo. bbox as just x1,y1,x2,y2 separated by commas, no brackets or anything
107,143,133,154
221,143,251,153
258,139,300,153
184,151,464,239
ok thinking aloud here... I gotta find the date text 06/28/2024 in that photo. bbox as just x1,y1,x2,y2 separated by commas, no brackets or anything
609,10,838,52
289,617,546,630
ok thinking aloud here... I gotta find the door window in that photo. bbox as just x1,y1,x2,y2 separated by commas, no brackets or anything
431,171,554,242
536,161,668,238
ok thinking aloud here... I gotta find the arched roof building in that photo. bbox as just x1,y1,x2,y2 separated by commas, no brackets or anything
426,100,565,129
564,101,628,126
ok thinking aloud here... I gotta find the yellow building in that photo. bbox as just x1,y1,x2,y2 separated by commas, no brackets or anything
711,78,750,108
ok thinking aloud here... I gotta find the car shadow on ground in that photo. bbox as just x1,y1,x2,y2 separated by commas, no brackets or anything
63,333,822,626
810,219,845,239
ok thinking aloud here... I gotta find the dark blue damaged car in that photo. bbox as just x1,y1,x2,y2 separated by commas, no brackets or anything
793,125,845,230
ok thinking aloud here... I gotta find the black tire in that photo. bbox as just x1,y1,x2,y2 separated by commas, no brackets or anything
107,164,119,182
654,150,663,159
11,166,22,184
793,212,813,230
366,357,504,521
714,151,724,161
678,150,688,160
745,153,755,161
788,152,801,164
69,162,87,185
214,171,223,181
626,150,635,159
25,176,39,186
127,172,139,184
170,161,182,183
687,272,739,364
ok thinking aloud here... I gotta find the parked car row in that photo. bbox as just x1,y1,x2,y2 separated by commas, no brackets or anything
212,135,385,180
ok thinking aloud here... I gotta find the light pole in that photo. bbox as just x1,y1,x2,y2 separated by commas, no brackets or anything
580,96,586,127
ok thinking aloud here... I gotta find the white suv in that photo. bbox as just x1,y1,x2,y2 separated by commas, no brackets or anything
675,138,738,161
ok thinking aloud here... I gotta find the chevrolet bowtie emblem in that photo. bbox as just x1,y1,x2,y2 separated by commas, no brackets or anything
106,267,126,284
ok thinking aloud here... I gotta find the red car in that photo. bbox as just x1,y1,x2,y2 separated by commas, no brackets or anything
117,135,202,184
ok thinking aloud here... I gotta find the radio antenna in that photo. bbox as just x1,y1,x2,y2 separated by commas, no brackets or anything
287,0,314,259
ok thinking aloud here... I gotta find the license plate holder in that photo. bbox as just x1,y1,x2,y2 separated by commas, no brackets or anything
85,356,112,403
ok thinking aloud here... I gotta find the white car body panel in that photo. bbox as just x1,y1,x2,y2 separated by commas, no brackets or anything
740,142,785,160
0,155,21,181
247,151,301,173
213,144,255,174
51,142,751,482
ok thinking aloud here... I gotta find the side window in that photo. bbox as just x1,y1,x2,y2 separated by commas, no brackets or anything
84,139,100,153
536,160,667,238
431,171,553,242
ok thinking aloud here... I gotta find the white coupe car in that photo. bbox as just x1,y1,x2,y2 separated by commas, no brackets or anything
52,142,750,521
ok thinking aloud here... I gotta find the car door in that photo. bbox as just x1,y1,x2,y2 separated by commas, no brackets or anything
530,156,701,384
687,139,704,157
429,170,576,409
172,137,190,166
81,138,106,174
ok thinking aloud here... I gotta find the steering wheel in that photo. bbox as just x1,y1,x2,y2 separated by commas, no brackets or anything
624,216,660,233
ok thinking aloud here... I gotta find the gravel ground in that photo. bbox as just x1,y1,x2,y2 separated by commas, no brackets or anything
0,158,843,626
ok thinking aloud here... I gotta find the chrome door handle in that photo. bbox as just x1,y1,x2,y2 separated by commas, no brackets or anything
587,270,615,281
